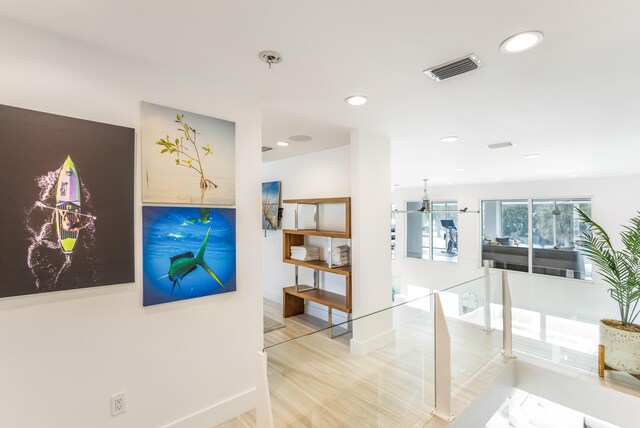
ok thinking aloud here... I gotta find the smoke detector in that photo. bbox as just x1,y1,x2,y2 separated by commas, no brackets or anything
258,50,282,68
423,54,484,82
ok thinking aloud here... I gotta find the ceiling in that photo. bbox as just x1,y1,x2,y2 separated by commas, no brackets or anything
1,0,639,185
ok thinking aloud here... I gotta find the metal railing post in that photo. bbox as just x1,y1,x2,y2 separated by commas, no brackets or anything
431,293,455,422
483,261,493,332
256,351,275,428
501,271,516,359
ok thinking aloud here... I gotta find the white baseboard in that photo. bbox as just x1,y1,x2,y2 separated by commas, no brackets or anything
263,289,282,303
350,328,396,356
162,388,256,428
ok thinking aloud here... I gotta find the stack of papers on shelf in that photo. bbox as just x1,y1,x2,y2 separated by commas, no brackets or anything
331,245,350,267
290,245,320,261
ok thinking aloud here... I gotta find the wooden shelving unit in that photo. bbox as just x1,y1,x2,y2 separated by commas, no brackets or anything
281,197,352,331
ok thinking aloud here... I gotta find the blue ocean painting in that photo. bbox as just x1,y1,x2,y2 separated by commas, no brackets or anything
143,206,236,306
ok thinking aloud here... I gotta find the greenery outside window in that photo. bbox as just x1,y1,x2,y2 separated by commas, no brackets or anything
481,198,592,279
482,200,529,272
532,199,592,279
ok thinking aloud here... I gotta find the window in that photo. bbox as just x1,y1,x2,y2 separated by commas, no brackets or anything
532,199,592,279
391,204,396,259
406,201,430,259
481,198,592,280
432,201,458,261
482,200,529,272
406,200,458,262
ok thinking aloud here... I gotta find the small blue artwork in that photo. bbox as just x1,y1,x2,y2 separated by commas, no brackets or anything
143,206,236,306
262,181,281,230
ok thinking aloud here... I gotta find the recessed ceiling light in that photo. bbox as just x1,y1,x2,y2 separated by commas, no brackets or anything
440,136,459,143
500,31,544,53
524,153,541,159
455,168,466,172
446,182,453,185
345,95,369,106
276,141,289,147
568,174,579,178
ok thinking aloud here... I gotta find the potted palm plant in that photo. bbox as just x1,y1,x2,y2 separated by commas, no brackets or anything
576,208,640,376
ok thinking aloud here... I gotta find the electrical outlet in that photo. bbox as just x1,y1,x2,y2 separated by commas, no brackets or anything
111,392,126,416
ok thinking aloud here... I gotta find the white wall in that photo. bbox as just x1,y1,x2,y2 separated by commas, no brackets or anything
261,146,350,316
349,130,394,355
392,175,640,322
0,18,262,428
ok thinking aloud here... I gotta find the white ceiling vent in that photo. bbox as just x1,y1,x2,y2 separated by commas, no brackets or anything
423,54,484,82
289,134,312,142
261,146,273,152
488,142,514,149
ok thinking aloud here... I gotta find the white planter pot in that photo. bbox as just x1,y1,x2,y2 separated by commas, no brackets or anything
600,320,640,374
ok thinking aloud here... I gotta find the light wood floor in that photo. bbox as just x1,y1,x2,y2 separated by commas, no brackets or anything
221,299,640,427
263,298,328,349
219,299,508,427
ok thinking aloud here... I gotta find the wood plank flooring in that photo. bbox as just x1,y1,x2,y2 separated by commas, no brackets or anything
267,303,505,427
220,299,508,427
220,299,640,427
263,298,327,349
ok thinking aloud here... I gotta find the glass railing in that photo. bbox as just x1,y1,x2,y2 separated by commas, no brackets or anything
264,290,438,427
260,269,506,426
392,256,487,294
506,262,602,376
487,266,639,391
258,262,639,426
439,273,503,400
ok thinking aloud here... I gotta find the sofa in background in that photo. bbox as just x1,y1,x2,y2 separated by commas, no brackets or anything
482,244,586,279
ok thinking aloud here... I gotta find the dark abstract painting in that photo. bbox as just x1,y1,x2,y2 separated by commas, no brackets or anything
0,104,135,298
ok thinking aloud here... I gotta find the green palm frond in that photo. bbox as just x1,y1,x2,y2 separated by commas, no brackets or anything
576,208,640,326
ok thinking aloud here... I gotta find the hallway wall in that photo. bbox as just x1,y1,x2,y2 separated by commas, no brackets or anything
0,17,262,428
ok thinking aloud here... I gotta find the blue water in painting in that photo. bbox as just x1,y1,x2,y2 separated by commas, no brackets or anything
143,206,236,306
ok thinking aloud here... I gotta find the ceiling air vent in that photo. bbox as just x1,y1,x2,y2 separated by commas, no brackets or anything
423,54,484,82
261,146,273,152
488,142,514,149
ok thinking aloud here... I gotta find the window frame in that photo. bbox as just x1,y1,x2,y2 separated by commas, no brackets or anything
479,197,593,281
406,199,458,263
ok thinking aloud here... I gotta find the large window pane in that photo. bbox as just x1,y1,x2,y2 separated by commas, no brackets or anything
532,199,592,279
406,200,458,262
406,201,429,259
432,201,458,263
391,203,396,259
481,200,529,272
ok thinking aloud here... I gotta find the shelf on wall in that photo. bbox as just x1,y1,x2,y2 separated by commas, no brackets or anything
282,286,351,316
283,197,351,205
281,197,352,328
283,258,351,276
283,229,350,239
